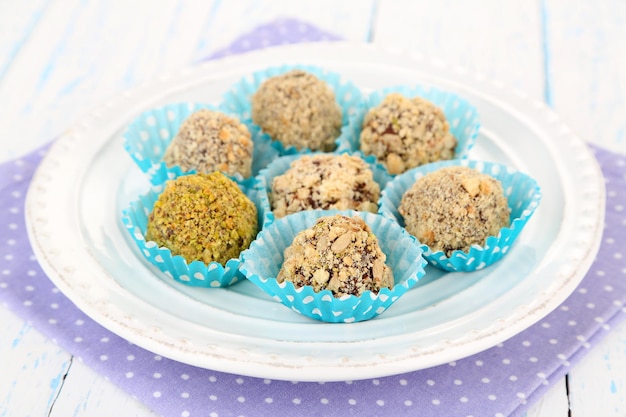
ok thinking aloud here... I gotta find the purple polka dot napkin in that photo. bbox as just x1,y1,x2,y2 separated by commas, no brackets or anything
2,19,626,417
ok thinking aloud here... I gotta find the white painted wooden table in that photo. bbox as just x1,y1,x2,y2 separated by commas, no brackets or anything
1,1,625,415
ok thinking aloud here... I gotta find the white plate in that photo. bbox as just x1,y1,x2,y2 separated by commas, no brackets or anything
25,42,605,382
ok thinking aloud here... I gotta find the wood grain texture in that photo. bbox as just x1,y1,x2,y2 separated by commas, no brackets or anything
546,0,626,154
192,0,375,59
525,382,570,417
373,0,545,101
546,1,626,413
0,306,70,417
48,358,159,417
568,314,626,416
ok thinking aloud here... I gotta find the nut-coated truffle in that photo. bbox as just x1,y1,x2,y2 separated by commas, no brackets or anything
146,172,258,265
163,109,253,177
360,93,457,175
399,166,510,255
251,70,342,151
277,215,394,297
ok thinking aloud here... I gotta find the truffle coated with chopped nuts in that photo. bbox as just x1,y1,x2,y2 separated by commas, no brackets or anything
163,109,253,177
360,93,457,175
271,153,380,218
277,215,394,297
398,166,510,255
251,70,342,151
146,172,258,265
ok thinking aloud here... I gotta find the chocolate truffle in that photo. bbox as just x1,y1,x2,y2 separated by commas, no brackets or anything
277,215,394,297
163,109,253,177
398,166,510,255
251,70,342,151
146,172,258,265
271,153,380,218
360,93,457,175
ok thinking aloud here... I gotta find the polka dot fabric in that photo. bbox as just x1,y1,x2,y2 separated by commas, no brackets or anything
2,20,626,417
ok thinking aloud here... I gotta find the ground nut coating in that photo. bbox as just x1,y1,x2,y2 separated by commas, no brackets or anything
163,109,253,177
271,153,380,218
251,70,342,151
360,93,457,175
146,172,258,266
398,166,510,255
277,215,394,297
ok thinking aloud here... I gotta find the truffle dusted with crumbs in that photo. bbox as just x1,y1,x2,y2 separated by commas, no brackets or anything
251,69,342,151
146,172,258,265
271,153,380,218
163,109,253,177
277,215,394,297
360,93,457,175
399,166,510,255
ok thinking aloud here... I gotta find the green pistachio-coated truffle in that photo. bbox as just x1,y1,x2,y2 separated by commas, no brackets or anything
146,172,258,265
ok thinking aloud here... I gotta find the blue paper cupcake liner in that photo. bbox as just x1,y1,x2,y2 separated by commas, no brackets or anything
120,175,272,288
122,102,280,185
239,210,427,323
256,152,392,222
336,85,481,173
379,159,542,272
220,64,363,155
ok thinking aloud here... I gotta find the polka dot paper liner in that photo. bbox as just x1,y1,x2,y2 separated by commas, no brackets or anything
336,84,481,174
121,175,272,288
379,159,542,272
239,209,427,323
255,151,392,223
220,64,363,155
122,102,280,185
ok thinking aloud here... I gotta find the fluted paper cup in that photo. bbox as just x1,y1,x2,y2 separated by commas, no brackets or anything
121,175,272,288
256,152,392,222
221,64,363,155
336,85,480,174
123,102,279,185
380,159,542,272
239,210,426,323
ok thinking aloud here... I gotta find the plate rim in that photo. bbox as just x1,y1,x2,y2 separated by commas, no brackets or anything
24,41,606,381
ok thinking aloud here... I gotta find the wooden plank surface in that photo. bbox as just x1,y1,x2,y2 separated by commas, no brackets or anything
1,0,624,416
0,306,70,417
546,0,626,154
545,1,626,416
374,0,545,101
